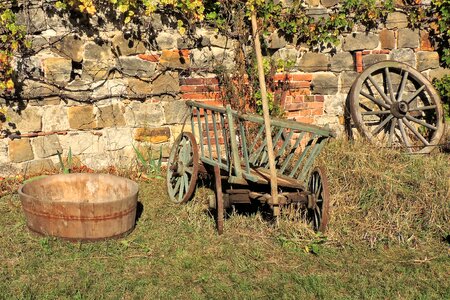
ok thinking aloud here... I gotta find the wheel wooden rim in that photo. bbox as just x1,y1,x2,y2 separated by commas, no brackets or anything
167,132,199,204
308,166,330,233
350,61,445,153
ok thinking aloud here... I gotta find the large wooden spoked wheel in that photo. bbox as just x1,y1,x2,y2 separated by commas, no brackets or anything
350,61,445,153
167,132,199,204
308,166,330,233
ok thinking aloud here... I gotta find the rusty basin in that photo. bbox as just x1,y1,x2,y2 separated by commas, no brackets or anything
18,173,139,241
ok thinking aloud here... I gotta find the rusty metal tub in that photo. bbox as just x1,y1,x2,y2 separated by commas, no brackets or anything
18,173,139,241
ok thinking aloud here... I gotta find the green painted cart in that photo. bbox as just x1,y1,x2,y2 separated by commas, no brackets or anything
167,100,335,234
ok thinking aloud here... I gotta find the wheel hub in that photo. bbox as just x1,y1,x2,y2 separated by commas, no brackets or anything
391,101,409,118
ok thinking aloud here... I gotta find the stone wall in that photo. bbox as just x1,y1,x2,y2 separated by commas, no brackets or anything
0,0,449,176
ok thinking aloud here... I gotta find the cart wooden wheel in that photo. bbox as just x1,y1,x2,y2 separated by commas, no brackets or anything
350,61,445,153
308,166,330,232
167,132,199,204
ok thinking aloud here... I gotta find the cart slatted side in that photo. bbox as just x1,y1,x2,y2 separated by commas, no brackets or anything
186,101,335,186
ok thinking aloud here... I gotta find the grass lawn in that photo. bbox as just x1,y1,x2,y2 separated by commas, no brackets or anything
1,141,449,299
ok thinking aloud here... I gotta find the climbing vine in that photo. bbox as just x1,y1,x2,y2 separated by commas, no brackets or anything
1,0,450,97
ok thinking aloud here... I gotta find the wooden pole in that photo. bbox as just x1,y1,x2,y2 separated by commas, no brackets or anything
251,11,280,216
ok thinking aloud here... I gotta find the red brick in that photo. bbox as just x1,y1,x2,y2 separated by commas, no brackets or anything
293,95,304,103
295,117,314,124
310,108,323,115
180,85,220,92
291,73,313,81
362,50,371,55
291,88,311,96
138,53,160,62
285,103,307,111
420,30,434,51
290,81,311,89
355,51,363,73
181,92,221,100
314,95,325,102
180,77,219,85
273,73,290,81
306,102,324,109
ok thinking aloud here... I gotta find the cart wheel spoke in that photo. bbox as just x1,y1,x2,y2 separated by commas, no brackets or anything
167,132,199,204
403,119,430,146
349,61,444,153
307,166,330,232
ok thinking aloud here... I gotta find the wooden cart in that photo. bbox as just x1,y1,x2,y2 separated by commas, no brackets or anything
167,100,335,234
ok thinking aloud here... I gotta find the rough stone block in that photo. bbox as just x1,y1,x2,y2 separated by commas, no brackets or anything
321,0,338,7
429,67,450,81
191,47,235,70
127,78,153,96
305,0,320,6
16,8,47,33
330,52,354,72
160,49,191,69
379,29,396,50
82,59,115,81
28,97,61,106
273,48,299,63
398,29,419,49
362,54,388,68
59,132,104,155
102,128,133,151
299,53,329,72
416,51,440,71
21,80,59,99
124,102,165,127
92,79,127,98
305,8,328,21
9,139,34,163
386,12,408,29
50,34,85,62
311,73,338,95
32,135,63,158
197,28,235,49
156,31,179,50
112,32,147,56
22,159,55,175
152,72,180,94
134,143,171,159
42,106,70,132
83,42,114,60
340,71,359,93
67,106,95,130
390,49,416,67
343,33,379,51
7,106,42,132
134,127,171,143
118,57,157,78
268,30,288,49
42,57,72,83
96,103,126,128
164,101,189,124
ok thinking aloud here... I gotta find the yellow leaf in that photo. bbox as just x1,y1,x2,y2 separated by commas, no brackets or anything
6,79,14,90
86,5,96,15
79,4,86,12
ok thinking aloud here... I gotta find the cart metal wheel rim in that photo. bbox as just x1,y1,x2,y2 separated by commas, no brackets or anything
167,132,199,204
349,61,445,154
308,166,330,232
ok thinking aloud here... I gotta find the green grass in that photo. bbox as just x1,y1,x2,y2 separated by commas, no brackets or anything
1,141,449,299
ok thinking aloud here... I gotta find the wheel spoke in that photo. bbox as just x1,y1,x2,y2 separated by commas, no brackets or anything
371,115,394,136
387,118,397,147
172,176,182,197
385,67,396,103
409,105,437,111
398,119,412,153
183,173,189,194
397,71,409,102
361,91,390,110
368,75,392,105
178,175,185,202
361,110,392,116
405,85,426,105
403,119,430,146
405,115,437,131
